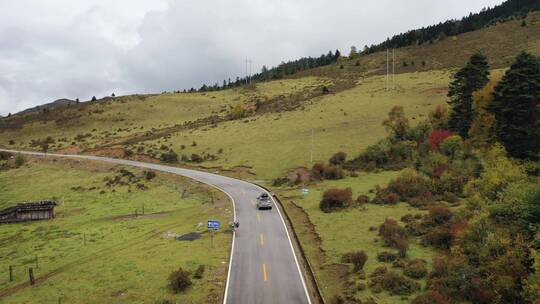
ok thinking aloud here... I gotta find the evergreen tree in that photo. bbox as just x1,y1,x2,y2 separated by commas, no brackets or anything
447,52,489,137
487,51,540,159
349,46,357,58
334,49,341,60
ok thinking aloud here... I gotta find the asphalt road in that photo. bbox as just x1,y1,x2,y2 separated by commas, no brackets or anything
1,150,311,304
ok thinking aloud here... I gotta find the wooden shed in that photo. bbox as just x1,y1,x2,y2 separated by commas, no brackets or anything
0,201,57,223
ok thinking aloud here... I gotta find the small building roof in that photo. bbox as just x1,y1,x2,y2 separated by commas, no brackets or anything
0,201,57,216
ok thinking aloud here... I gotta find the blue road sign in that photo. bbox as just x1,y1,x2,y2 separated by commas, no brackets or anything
207,220,221,230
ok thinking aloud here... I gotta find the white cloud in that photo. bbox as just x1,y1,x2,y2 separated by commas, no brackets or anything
0,0,504,116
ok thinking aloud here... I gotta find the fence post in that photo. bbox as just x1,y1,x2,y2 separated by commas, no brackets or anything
9,265,13,282
29,268,35,285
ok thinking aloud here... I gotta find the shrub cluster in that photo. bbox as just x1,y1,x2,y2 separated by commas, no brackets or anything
342,250,368,272
168,267,192,293
144,170,156,180
319,188,352,212
404,259,428,279
311,163,344,180
369,266,420,296
373,169,432,206
160,151,178,163
377,251,398,263
379,218,409,257
329,151,347,165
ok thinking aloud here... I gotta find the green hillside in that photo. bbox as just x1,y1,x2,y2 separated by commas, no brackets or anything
1,12,539,181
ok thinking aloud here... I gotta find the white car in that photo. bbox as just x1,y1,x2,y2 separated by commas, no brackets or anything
256,193,272,210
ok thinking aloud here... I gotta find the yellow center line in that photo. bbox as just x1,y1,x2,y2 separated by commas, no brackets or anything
256,212,261,222
262,263,268,282
260,233,264,246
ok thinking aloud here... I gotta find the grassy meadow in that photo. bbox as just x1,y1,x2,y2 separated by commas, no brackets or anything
0,157,232,304
138,70,450,179
276,172,437,303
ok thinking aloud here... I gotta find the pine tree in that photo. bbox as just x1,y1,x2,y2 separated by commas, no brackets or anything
447,52,489,138
349,46,357,59
487,51,540,159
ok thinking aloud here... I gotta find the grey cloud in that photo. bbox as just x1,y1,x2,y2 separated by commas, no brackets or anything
0,0,504,116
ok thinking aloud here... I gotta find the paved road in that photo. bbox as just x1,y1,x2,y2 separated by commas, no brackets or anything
1,150,311,304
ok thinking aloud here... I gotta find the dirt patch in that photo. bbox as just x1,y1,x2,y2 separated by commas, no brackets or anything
25,155,115,173
230,166,255,178
207,165,256,179
286,167,311,183
107,211,173,221
130,153,158,163
423,86,448,96
84,147,126,158
176,232,201,241
56,145,84,154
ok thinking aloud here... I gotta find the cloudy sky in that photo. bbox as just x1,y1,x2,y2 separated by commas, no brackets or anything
0,0,505,116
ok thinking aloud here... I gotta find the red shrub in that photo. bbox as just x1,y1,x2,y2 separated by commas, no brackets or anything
320,188,352,212
311,163,325,179
424,225,453,249
412,290,451,304
428,130,453,150
329,151,347,165
432,255,449,276
427,205,453,225
311,163,344,180
450,221,468,238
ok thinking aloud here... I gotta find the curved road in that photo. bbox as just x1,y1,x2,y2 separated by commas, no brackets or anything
1,149,311,304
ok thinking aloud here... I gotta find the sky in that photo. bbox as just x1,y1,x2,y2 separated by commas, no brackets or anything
0,0,505,116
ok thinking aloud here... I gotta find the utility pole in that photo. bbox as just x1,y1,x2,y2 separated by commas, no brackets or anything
249,59,252,84
310,129,314,163
392,49,395,90
245,58,248,84
386,49,389,91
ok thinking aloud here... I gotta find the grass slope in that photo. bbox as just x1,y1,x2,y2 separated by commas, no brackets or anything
277,173,437,303
139,70,450,179
0,157,232,304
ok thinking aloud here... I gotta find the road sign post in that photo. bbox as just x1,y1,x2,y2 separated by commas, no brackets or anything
207,220,221,249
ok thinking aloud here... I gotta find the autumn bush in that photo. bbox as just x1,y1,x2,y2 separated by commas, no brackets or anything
379,218,409,256
404,259,428,279
190,153,203,163
144,170,156,180
377,251,398,262
355,195,370,206
428,130,454,150
464,145,526,200
369,266,420,295
427,205,453,225
168,267,192,293
193,265,205,279
329,151,347,165
320,188,352,212
423,225,453,249
411,291,451,304
311,163,344,180
342,250,368,272
160,151,178,163
374,169,432,205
